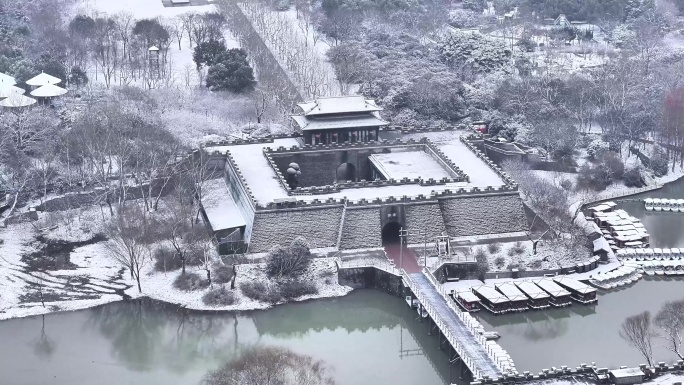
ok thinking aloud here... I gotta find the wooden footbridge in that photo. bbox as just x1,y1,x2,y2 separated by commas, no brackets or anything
402,269,514,382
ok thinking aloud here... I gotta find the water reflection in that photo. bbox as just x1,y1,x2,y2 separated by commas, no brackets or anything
86,299,239,374
617,177,684,248
30,315,56,358
477,279,684,372
0,291,454,385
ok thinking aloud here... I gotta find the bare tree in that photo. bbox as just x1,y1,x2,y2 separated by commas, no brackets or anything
620,311,654,367
654,299,684,360
203,346,335,385
169,15,186,50
105,205,153,293
253,89,269,124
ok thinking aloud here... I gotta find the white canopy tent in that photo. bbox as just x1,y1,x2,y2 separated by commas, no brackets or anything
26,72,61,87
0,93,37,108
0,85,26,98
0,72,16,85
30,84,67,98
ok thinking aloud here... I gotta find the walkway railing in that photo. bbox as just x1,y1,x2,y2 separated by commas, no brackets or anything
421,269,516,375
583,184,662,205
337,259,401,276
402,270,487,380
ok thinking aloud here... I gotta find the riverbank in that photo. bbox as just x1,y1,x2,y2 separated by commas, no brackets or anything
0,206,353,321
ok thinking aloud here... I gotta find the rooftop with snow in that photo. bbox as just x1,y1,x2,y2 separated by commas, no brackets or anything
204,130,508,207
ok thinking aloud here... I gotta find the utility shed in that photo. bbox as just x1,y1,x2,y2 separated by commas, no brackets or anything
593,237,611,261
609,368,644,385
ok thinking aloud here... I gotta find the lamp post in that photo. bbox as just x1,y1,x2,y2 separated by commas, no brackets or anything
398,227,427,270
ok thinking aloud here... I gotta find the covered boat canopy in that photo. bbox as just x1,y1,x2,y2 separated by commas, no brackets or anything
26,72,61,86
30,83,67,98
456,290,481,303
472,285,509,304
535,278,570,298
515,281,550,299
495,282,527,302
553,276,596,294
0,94,36,107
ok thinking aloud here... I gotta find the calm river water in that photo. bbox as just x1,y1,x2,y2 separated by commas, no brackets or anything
0,290,462,385
475,177,684,373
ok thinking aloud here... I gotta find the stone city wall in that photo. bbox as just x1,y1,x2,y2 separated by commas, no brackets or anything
248,205,344,253
339,206,383,250
404,202,448,242
440,193,528,238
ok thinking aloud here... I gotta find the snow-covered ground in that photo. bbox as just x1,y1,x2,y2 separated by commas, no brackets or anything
0,199,353,321
71,0,239,88
465,239,587,272
141,257,352,312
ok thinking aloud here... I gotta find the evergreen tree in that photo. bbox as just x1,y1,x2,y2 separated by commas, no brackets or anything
205,49,256,93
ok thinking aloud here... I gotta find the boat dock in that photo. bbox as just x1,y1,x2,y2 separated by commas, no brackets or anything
515,281,551,310
553,277,598,304
533,278,572,307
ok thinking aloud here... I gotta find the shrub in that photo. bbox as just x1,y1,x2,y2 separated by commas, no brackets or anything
577,163,611,191
586,137,609,159
212,264,234,284
173,272,209,292
474,248,489,281
153,246,181,272
530,260,543,269
494,256,506,268
650,146,669,177
601,152,624,180
508,241,526,256
279,280,318,300
202,286,238,306
560,178,573,190
624,166,644,187
241,281,282,304
448,9,478,28
266,237,313,278
487,243,501,254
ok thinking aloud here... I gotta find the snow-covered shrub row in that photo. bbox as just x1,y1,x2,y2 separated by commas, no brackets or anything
440,194,527,237
249,207,343,252
340,208,383,250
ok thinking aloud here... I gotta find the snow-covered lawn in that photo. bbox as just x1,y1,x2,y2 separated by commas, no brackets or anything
0,198,353,321
138,258,352,312
465,239,589,273
72,0,239,88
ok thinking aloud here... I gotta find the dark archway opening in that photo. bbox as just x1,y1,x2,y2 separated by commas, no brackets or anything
381,221,402,245
336,162,356,182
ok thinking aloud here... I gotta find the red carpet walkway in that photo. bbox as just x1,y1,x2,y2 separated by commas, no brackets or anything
384,244,421,273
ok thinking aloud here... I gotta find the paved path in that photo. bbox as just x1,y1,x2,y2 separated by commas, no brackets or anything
384,244,421,273
409,273,502,379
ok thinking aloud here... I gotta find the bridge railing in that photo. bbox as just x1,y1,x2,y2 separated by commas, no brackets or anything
402,270,484,380
419,269,516,376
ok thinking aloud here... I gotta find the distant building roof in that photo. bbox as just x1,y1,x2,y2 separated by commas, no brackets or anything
296,95,382,116
0,72,16,86
291,113,389,131
593,237,611,253
26,72,61,86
